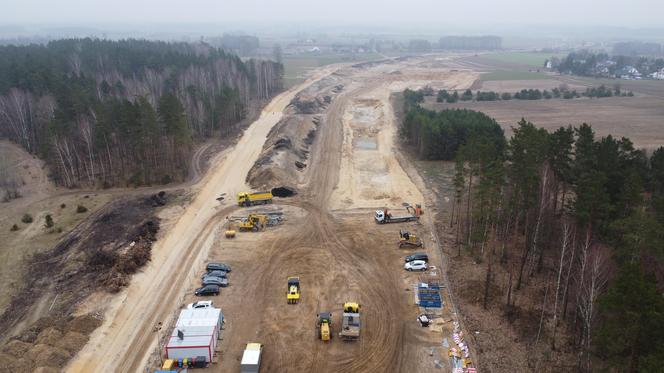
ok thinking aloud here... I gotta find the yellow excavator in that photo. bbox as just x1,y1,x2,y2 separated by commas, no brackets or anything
399,229,423,248
317,312,332,341
238,214,269,232
287,277,300,304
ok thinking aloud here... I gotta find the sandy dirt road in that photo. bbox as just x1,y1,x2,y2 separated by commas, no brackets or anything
65,66,339,373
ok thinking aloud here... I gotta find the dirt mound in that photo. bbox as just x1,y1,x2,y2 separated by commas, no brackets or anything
32,343,71,368
65,314,102,335
247,74,346,188
271,186,297,197
0,314,100,372
290,94,331,114
2,339,31,355
288,77,342,115
35,327,63,345
247,115,320,188
33,367,60,373
59,331,88,353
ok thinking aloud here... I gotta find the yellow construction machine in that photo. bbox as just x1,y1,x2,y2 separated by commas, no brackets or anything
399,229,423,248
287,277,301,304
238,214,269,232
317,312,332,341
339,302,361,340
224,218,236,238
237,191,273,207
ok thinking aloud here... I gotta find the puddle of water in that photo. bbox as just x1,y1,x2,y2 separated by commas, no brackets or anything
355,138,377,150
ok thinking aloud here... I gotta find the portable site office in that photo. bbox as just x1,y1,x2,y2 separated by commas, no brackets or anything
175,307,224,338
165,307,225,363
165,325,217,362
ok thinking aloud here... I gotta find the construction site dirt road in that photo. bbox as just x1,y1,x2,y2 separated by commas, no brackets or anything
67,56,478,372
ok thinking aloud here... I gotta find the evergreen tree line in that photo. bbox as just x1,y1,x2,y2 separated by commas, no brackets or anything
401,89,505,160
436,85,633,103
0,38,284,187
445,118,664,371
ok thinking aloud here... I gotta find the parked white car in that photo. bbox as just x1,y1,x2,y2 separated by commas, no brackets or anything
404,260,428,271
187,300,213,309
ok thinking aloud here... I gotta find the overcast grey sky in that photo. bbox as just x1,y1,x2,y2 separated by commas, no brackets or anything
2,0,662,28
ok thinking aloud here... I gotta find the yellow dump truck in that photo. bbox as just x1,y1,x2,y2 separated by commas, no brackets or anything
237,191,273,207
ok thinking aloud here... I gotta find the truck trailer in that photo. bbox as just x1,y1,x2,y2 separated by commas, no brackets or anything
374,204,422,224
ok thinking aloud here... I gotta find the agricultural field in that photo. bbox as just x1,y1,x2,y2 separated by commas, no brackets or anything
480,70,554,82
481,51,566,68
282,52,384,87
423,95,664,151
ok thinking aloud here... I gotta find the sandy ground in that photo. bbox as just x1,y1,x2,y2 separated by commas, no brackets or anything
64,55,479,373
158,56,477,373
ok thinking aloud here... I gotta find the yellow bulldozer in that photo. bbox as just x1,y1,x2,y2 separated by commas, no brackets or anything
399,229,423,248
238,214,269,232
287,276,300,304
317,312,332,342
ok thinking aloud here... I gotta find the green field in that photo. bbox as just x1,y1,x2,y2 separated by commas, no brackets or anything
283,53,384,87
482,52,565,68
480,70,555,81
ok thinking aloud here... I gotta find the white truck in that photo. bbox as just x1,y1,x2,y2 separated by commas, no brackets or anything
374,204,422,224
240,343,263,373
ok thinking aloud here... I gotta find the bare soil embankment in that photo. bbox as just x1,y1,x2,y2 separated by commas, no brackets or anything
247,76,345,190
0,192,172,372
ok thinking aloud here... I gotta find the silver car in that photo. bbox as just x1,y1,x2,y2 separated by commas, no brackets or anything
202,276,229,287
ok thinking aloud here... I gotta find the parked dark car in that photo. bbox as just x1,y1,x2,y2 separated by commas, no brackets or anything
405,252,429,263
201,270,227,279
206,263,231,272
202,276,228,287
195,284,220,296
